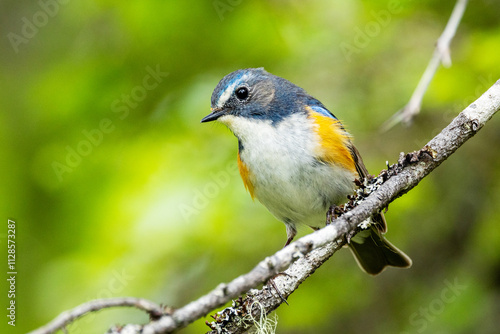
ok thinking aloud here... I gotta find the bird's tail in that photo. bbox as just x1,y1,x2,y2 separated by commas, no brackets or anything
348,227,412,275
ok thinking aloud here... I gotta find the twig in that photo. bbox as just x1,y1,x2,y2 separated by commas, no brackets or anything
381,0,468,131
28,297,165,334
104,79,498,334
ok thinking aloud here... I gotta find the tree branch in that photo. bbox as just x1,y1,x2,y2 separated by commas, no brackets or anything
27,298,165,334
31,79,499,334
381,0,468,131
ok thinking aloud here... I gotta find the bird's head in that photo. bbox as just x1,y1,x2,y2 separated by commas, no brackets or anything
201,68,308,125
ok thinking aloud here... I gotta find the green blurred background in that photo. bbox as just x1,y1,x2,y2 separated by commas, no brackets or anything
1,0,500,333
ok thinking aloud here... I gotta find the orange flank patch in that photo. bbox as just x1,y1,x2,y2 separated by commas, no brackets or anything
307,108,357,174
237,152,255,199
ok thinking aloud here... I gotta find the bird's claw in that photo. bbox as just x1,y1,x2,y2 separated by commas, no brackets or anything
326,205,343,225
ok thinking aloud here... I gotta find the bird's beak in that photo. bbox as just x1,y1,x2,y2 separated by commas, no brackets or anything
201,107,225,123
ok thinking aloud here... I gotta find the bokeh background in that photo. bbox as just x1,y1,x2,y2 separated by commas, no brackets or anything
1,0,500,333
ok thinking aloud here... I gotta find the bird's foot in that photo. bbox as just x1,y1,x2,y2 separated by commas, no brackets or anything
326,204,343,225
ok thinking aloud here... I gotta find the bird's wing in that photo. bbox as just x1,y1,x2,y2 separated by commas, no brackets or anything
307,104,387,233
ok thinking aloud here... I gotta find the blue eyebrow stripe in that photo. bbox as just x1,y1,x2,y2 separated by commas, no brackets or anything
216,71,246,101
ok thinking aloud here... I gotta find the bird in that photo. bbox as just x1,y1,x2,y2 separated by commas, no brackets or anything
201,68,411,275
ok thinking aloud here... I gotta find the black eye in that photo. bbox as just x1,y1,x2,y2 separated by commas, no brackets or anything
235,87,249,100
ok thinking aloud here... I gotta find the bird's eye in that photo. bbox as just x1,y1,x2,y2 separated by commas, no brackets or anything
235,87,249,100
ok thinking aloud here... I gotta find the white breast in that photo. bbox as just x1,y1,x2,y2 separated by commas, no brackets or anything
219,113,356,229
